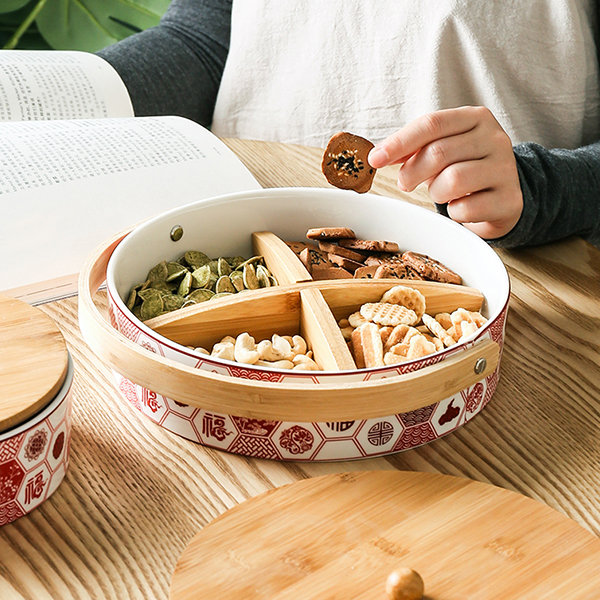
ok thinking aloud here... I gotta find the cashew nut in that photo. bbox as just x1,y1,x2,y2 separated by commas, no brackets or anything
234,333,260,365
271,334,293,360
211,341,235,361
292,353,311,365
292,358,319,371
257,339,280,361
290,335,307,356
292,354,320,370
208,332,314,368
256,359,294,369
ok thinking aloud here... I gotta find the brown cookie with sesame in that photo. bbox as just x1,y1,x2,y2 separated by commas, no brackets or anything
306,227,356,240
317,240,366,262
364,252,405,266
321,132,376,193
353,265,379,279
401,251,462,284
285,241,315,257
327,253,364,273
299,247,329,273
339,238,399,253
374,263,424,280
311,264,353,280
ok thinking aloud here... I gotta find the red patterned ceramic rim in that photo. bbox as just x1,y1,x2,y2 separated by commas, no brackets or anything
110,304,505,461
0,355,73,526
104,187,510,460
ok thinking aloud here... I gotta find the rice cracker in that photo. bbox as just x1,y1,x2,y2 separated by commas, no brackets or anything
380,285,426,319
356,322,385,367
422,313,456,347
360,302,418,327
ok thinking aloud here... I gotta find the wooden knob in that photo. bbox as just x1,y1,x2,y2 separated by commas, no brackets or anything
386,567,424,600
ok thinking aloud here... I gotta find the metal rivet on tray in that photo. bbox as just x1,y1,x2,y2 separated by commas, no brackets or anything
170,225,184,242
474,358,487,374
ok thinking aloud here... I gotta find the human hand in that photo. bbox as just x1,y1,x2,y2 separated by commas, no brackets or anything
368,106,523,240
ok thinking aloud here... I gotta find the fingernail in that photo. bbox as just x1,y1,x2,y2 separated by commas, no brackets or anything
368,146,389,167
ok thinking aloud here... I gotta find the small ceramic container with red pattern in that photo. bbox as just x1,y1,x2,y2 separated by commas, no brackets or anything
0,295,73,526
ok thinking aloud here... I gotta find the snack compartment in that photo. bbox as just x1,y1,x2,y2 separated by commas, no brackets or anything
145,284,357,372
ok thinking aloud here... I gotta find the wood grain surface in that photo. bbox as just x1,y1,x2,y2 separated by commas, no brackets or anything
1,139,599,600
171,471,600,600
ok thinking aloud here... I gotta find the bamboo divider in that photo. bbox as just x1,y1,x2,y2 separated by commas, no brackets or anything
299,288,357,371
147,287,302,348
252,231,311,284
319,279,483,320
147,279,484,350
144,229,484,370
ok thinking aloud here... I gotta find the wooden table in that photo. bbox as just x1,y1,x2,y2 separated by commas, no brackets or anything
1,139,599,599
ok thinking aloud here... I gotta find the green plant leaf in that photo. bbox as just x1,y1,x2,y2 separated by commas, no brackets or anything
0,1,39,30
36,0,170,52
0,27,50,49
0,0,33,14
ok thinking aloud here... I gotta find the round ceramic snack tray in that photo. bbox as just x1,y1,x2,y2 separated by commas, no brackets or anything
78,188,509,461
0,295,74,526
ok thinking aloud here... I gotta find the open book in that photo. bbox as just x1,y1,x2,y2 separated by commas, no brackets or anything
0,50,260,297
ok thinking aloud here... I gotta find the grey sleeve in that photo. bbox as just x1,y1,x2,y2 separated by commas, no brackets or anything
490,142,600,248
434,142,600,248
97,0,232,128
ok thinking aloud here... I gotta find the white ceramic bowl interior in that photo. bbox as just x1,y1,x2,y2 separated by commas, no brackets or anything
107,187,509,371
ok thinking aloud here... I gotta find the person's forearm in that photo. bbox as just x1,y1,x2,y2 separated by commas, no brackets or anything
491,142,600,248
97,0,232,127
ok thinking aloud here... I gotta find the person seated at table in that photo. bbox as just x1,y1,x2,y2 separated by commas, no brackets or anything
98,0,600,249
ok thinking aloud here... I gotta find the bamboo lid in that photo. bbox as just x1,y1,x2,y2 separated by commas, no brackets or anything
170,471,600,599
0,294,68,432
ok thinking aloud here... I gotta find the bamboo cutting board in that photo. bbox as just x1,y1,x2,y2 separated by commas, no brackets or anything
0,294,68,431
170,471,600,600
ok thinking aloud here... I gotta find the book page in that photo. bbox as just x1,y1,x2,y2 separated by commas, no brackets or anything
0,50,133,121
0,116,260,290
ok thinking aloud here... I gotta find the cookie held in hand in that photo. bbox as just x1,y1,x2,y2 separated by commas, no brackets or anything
321,132,376,193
